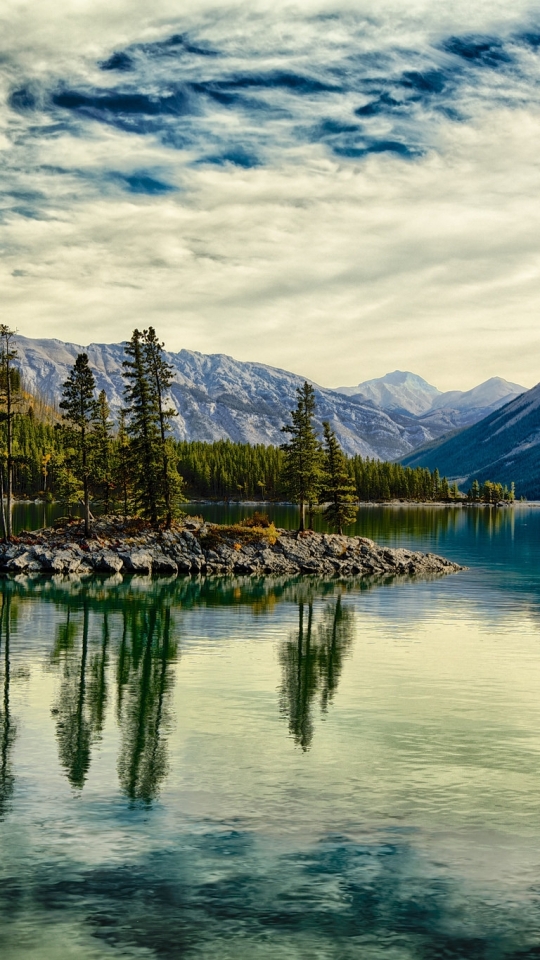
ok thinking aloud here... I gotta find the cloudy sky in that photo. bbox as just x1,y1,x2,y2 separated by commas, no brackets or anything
1,0,540,390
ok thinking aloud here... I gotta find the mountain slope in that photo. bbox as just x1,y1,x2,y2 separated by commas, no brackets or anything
401,383,540,497
15,336,436,460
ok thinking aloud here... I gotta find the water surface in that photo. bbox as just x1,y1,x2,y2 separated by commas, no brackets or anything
1,506,540,958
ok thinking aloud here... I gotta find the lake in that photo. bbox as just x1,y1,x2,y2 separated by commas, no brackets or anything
1,504,540,958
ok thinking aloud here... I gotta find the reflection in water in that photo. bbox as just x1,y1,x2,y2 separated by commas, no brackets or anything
49,584,178,801
117,604,176,803
53,601,93,789
0,593,15,818
280,594,355,750
1,547,540,958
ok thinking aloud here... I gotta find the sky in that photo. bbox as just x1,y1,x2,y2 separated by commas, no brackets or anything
1,0,540,390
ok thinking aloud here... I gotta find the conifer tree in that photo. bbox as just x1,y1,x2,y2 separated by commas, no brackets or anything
59,353,98,536
114,410,131,518
321,422,358,534
0,327,21,539
92,390,114,513
122,329,161,525
281,381,322,531
122,328,184,526
142,327,179,527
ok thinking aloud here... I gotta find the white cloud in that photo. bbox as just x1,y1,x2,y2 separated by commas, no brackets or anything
1,1,540,390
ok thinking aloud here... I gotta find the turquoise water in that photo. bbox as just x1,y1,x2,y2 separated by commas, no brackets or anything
1,506,540,958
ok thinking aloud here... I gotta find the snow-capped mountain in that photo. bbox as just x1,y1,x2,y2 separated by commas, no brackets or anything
14,336,437,460
334,371,526,426
13,335,527,465
402,382,540,498
334,371,440,416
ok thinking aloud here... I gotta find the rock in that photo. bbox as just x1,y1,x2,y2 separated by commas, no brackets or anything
7,551,32,571
93,551,124,574
152,553,178,575
0,515,464,581
120,550,153,573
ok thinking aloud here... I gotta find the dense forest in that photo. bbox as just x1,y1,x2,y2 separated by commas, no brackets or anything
0,417,515,506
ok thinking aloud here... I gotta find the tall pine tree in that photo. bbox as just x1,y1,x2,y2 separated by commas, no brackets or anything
0,327,21,539
321,421,358,534
122,328,183,526
92,390,114,513
122,329,161,525
59,353,98,536
142,327,180,527
281,381,322,531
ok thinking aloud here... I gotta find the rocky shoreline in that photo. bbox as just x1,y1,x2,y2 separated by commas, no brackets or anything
0,516,464,579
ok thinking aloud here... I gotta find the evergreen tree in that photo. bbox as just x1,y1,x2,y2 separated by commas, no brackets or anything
59,353,98,536
142,328,181,527
0,327,21,539
281,381,322,531
320,422,358,534
92,390,114,513
114,410,131,518
122,329,161,525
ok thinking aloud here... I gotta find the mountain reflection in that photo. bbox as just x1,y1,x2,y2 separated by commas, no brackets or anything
280,594,355,750
0,593,16,818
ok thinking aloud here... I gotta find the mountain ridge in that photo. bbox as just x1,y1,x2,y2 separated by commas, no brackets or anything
11,335,527,465
401,382,540,498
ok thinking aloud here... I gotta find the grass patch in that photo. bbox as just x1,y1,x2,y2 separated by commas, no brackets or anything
199,522,280,548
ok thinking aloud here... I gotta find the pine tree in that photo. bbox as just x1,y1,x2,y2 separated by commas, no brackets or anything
122,329,161,525
122,328,184,526
92,390,114,513
59,353,98,536
281,381,322,531
320,422,358,534
142,327,180,527
0,327,21,539
114,410,131,518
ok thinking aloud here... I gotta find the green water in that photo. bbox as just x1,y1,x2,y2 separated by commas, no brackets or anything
1,506,540,958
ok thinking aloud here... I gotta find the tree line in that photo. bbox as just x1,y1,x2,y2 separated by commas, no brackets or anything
0,327,516,538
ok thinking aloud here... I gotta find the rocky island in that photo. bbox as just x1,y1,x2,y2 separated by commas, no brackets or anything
0,516,463,579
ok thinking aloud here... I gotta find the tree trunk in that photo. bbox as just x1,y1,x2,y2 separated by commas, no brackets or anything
299,500,305,532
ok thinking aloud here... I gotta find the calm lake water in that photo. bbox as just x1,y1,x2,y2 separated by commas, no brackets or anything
2,504,540,958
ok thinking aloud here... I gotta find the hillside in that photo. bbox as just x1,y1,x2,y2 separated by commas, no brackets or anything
401,383,540,498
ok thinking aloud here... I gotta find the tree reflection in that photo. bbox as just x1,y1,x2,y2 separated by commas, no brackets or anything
0,592,16,818
54,601,92,789
53,602,111,789
280,595,355,751
117,603,177,803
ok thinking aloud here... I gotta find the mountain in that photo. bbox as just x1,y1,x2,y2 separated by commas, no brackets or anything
334,371,439,416
334,371,526,427
401,383,540,498
14,336,441,461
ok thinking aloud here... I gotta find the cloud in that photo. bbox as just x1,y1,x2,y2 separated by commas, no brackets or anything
1,1,540,389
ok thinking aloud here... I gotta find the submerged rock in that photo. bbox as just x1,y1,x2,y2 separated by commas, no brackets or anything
0,516,464,580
